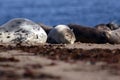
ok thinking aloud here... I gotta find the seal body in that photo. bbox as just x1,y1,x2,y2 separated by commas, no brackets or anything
68,24,108,43
47,25,76,44
0,18,47,44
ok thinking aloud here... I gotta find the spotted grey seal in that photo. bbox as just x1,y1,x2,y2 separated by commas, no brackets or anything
68,24,108,43
47,25,76,44
0,18,47,44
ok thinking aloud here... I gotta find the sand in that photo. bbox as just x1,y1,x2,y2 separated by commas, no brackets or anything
0,42,120,80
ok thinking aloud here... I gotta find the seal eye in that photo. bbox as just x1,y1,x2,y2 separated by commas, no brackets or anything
66,34,69,37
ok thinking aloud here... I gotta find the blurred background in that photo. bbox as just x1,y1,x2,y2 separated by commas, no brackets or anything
0,0,120,26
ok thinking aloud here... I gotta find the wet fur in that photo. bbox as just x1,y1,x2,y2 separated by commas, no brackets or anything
68,24,108,43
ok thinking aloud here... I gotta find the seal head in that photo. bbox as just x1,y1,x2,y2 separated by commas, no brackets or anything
105,28,120,44
47,25,76,44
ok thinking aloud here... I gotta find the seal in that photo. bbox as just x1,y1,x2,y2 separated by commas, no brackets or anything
38,23,53,34
68,24,108,43
94,22,120,44
47,25,76,44
95,22,119,31
95,24,111,31
106,22,119,30
0,18,47,44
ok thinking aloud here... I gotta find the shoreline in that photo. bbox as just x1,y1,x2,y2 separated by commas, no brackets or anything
0,43,120,80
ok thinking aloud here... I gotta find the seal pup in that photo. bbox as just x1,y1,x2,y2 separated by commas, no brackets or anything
0,18,47,44
68,24,108,43
47,25,76,44
38,23,53,34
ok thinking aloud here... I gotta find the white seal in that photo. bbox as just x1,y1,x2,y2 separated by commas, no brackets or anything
47,25,76,44
0,18,47,44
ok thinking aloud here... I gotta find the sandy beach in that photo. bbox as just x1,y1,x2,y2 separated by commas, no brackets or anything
0,43,120,80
